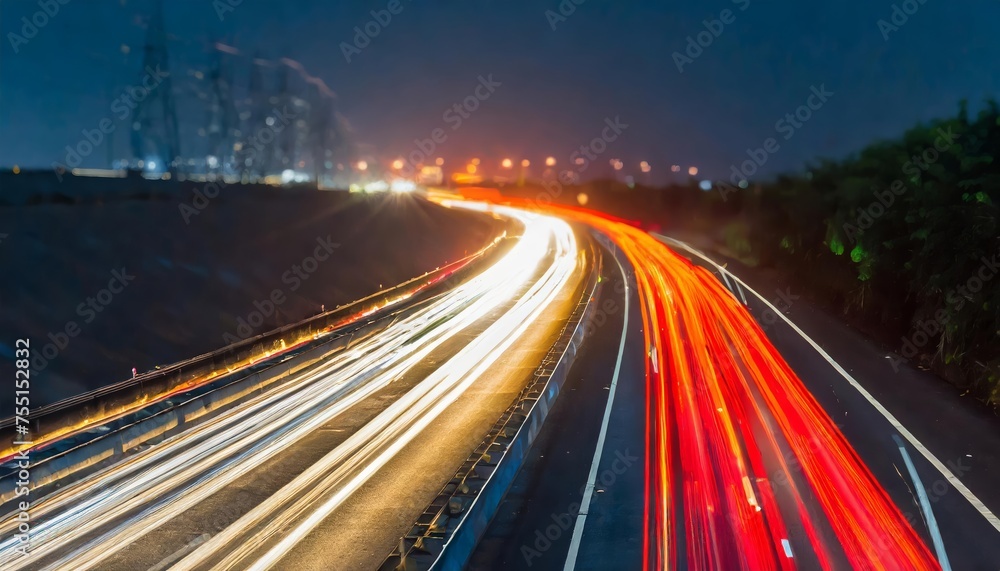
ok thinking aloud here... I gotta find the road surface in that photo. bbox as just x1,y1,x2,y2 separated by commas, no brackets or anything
0,205,583,571
466,200,1000,571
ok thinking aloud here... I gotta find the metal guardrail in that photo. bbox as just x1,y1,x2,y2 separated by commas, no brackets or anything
0,236,514,460
380,235,604,571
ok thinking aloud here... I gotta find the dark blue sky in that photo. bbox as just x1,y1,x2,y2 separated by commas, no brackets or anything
2,0,998,181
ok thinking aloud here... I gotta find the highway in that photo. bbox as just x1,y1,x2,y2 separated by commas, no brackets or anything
466,199,1000,571
0,205,583,570
3,196,1000,570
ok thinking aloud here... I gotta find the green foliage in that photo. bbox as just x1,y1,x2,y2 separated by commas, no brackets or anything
709,101,1000,405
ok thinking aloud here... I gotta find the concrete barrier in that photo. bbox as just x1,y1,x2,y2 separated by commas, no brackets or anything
380,234,606,571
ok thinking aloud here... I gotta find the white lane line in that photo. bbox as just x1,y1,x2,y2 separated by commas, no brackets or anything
780,538,794,559
733,277,748,305
653,233,1000,534
563,240,631,571
719,266,736,292
893,434,953,570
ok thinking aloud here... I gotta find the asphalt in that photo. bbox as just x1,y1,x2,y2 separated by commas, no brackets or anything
468,235,1000,570
661,236,1000,570
89,237,585,571
469,244,648,571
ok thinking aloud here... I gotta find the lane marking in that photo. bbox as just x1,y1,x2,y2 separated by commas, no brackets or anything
781,538,794,559
893,434,953,570
654,234,1000,534
563,240,631,571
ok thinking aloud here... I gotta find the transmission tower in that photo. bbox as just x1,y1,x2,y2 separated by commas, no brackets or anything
131,0,181,176
273,65,297,173
205,46,237,175
237,52,274,180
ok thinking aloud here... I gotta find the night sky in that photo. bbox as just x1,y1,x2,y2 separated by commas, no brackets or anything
1,0,998,182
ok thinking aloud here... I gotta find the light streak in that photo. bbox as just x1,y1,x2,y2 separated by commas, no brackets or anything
0,205,577,571
480,198,941,571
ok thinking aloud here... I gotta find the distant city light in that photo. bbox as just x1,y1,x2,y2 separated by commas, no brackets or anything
207,155,219,168
467,164,478,174
671,165,680,172
357,160,368,171
577,192,589,206
545,156,557,167
471,158,481,166
521,159,530,167
699,179,713,191
738,179,749,189
501,158,513,169
611,158,623,171
12,165,19,174
391,179,416,193
640,161,651,173
365,180,389,192
435,157,445,166
281,170,310,184
688,166,698,176
575,157,586,166
392,158,405,170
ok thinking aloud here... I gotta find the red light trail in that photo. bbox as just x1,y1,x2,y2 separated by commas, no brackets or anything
456,196,941,570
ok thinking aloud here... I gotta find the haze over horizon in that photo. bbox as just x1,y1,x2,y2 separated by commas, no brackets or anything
2,0,999,181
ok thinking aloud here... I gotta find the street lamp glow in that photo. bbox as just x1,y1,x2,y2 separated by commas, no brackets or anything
671,165,681,172
688,166,698,176
501,158,513,169
435,157,445,166
471,158,481,166
392,158,404,170
357,160,368,171
640,161,651,173
521,159,530,167
545,156,556,167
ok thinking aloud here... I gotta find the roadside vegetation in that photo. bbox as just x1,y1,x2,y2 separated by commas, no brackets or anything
679,101,1000,405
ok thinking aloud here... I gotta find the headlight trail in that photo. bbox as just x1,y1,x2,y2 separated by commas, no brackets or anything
0,207,577,571
476,198,941,571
